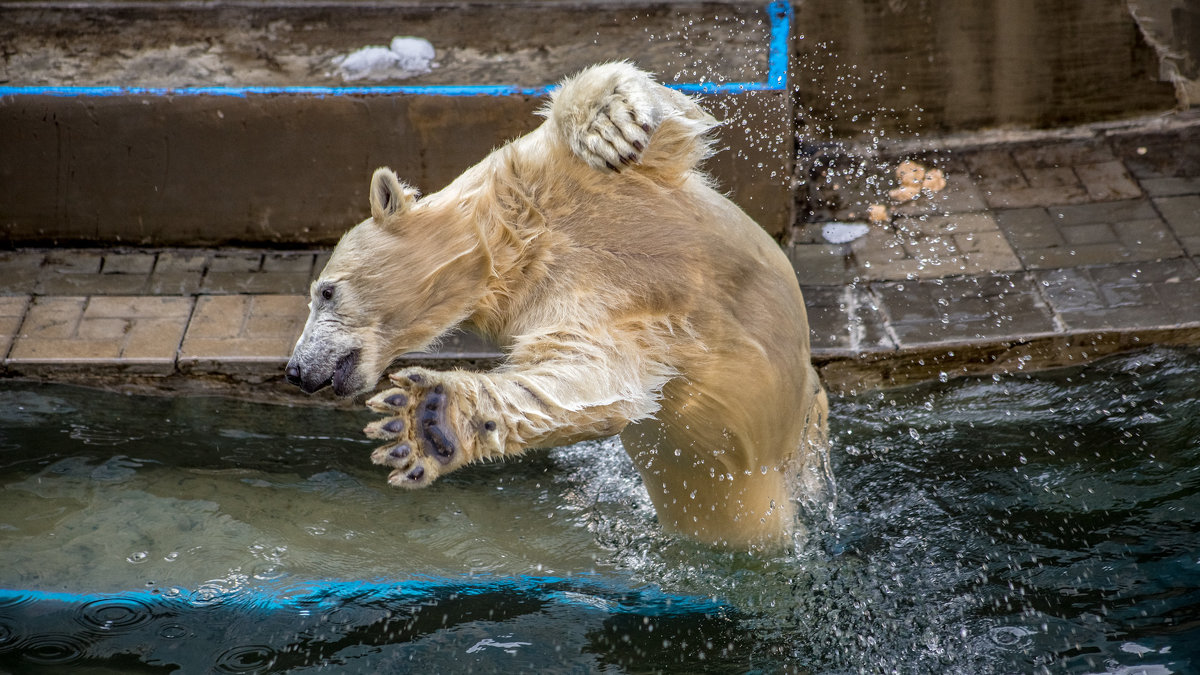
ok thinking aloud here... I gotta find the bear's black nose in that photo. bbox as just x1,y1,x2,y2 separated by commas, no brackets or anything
285,363,303,386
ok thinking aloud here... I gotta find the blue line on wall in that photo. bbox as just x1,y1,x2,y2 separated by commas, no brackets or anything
0,0,791,99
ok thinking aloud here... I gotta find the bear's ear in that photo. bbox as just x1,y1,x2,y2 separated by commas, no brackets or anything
369,167,419,223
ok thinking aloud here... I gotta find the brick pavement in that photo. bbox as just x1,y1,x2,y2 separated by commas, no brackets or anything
792,112,1200,389
2,113,1199,395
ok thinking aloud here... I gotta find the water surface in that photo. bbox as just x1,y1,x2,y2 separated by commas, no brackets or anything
1,347,1198,673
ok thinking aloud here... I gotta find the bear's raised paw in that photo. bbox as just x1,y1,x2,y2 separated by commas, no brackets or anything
364,369,474,488
554,64,661,173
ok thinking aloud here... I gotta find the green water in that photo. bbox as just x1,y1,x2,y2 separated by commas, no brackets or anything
1,347,1198,673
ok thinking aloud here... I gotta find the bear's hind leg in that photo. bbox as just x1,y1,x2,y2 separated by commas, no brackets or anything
549,62,716,176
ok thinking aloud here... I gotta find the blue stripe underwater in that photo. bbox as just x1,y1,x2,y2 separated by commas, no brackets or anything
0,575,728,616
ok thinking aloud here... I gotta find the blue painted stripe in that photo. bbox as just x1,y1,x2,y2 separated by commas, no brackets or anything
767,0,793,89
0,84,558,99
0,575,728,616
0,1,790,99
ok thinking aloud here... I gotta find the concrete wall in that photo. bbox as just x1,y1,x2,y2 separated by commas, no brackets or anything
793,0,1179,137
0,89,793,245
0,1,795,246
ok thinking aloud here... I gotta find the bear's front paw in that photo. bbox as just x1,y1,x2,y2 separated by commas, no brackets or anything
363,368,469,488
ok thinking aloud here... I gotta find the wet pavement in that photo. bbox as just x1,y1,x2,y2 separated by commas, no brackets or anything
795,111,1200,391
2,112,1199,398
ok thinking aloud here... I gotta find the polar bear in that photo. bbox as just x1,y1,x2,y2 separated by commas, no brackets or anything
286,63,829,548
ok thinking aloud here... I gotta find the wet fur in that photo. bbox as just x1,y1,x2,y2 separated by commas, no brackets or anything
295,62,830,549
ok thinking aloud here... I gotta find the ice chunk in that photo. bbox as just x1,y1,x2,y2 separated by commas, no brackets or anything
821,222,871,244
390,37,436,72
334,37,436,81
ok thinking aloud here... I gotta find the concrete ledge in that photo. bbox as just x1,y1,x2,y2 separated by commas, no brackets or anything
0,0,796,243
4,247,1200,400
815,326,1200,395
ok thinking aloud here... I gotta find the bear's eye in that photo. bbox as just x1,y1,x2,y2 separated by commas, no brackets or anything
321,286,335,301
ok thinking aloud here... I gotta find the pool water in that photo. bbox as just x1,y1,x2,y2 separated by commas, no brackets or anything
1,347,1198,673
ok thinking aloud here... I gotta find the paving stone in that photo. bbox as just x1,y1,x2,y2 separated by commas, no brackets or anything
148,270,205,295
952,231,1024,275
1157,279,1200,325
1089,257,1200,286
201,250,319,294
871,273,1057,347
0,251,45,295
1061,223,1116,246
101,252,156,275
1035,268,1103,312
855,208,1023,281
995,208,1065,249
901,236,959,265
897,212,1002,238
1073,160,1142,202
17,296,85,339
1180,236,1200,256
36,270,151,295
36,249,154,295
962,149,1027,190
0,296,30,364
1011,140,1117,169
147,252,208,294
1112,219,1186,259
10,338,123,362
155,251,209,273
76,317,128,340
1154,195,1200,238
7,295,191,373
179,294,308,374
43,251,103,275
790,244,855,286
84,295,193,320
1112,126,1200,179
262,252,316,274
1050,198,1158,225
183,295,247,340
1138,176,1200,197
983,185,1089,209
208,252,262,273
201,271,313,295
801,284,894,353
1021,166,1080,188
1017,243,1138,270
1037,259,1200,330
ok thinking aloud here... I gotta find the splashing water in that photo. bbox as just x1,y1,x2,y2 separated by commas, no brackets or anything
1,347,1198,672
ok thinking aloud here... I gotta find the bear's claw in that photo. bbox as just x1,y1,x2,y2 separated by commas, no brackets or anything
365,368,471,489
567,80,656,173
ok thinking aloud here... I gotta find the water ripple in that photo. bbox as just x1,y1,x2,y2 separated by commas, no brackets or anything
0,592,37,610
0,617,24,651
214,644,277,673
75,597,155,633
16,632,91,666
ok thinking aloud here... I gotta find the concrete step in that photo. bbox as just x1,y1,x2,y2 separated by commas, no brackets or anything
0,0,797,245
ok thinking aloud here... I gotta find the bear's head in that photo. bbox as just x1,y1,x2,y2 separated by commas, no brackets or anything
286,167,488,396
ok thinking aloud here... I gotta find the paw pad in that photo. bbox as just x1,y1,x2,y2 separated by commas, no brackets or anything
365,369,467,489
